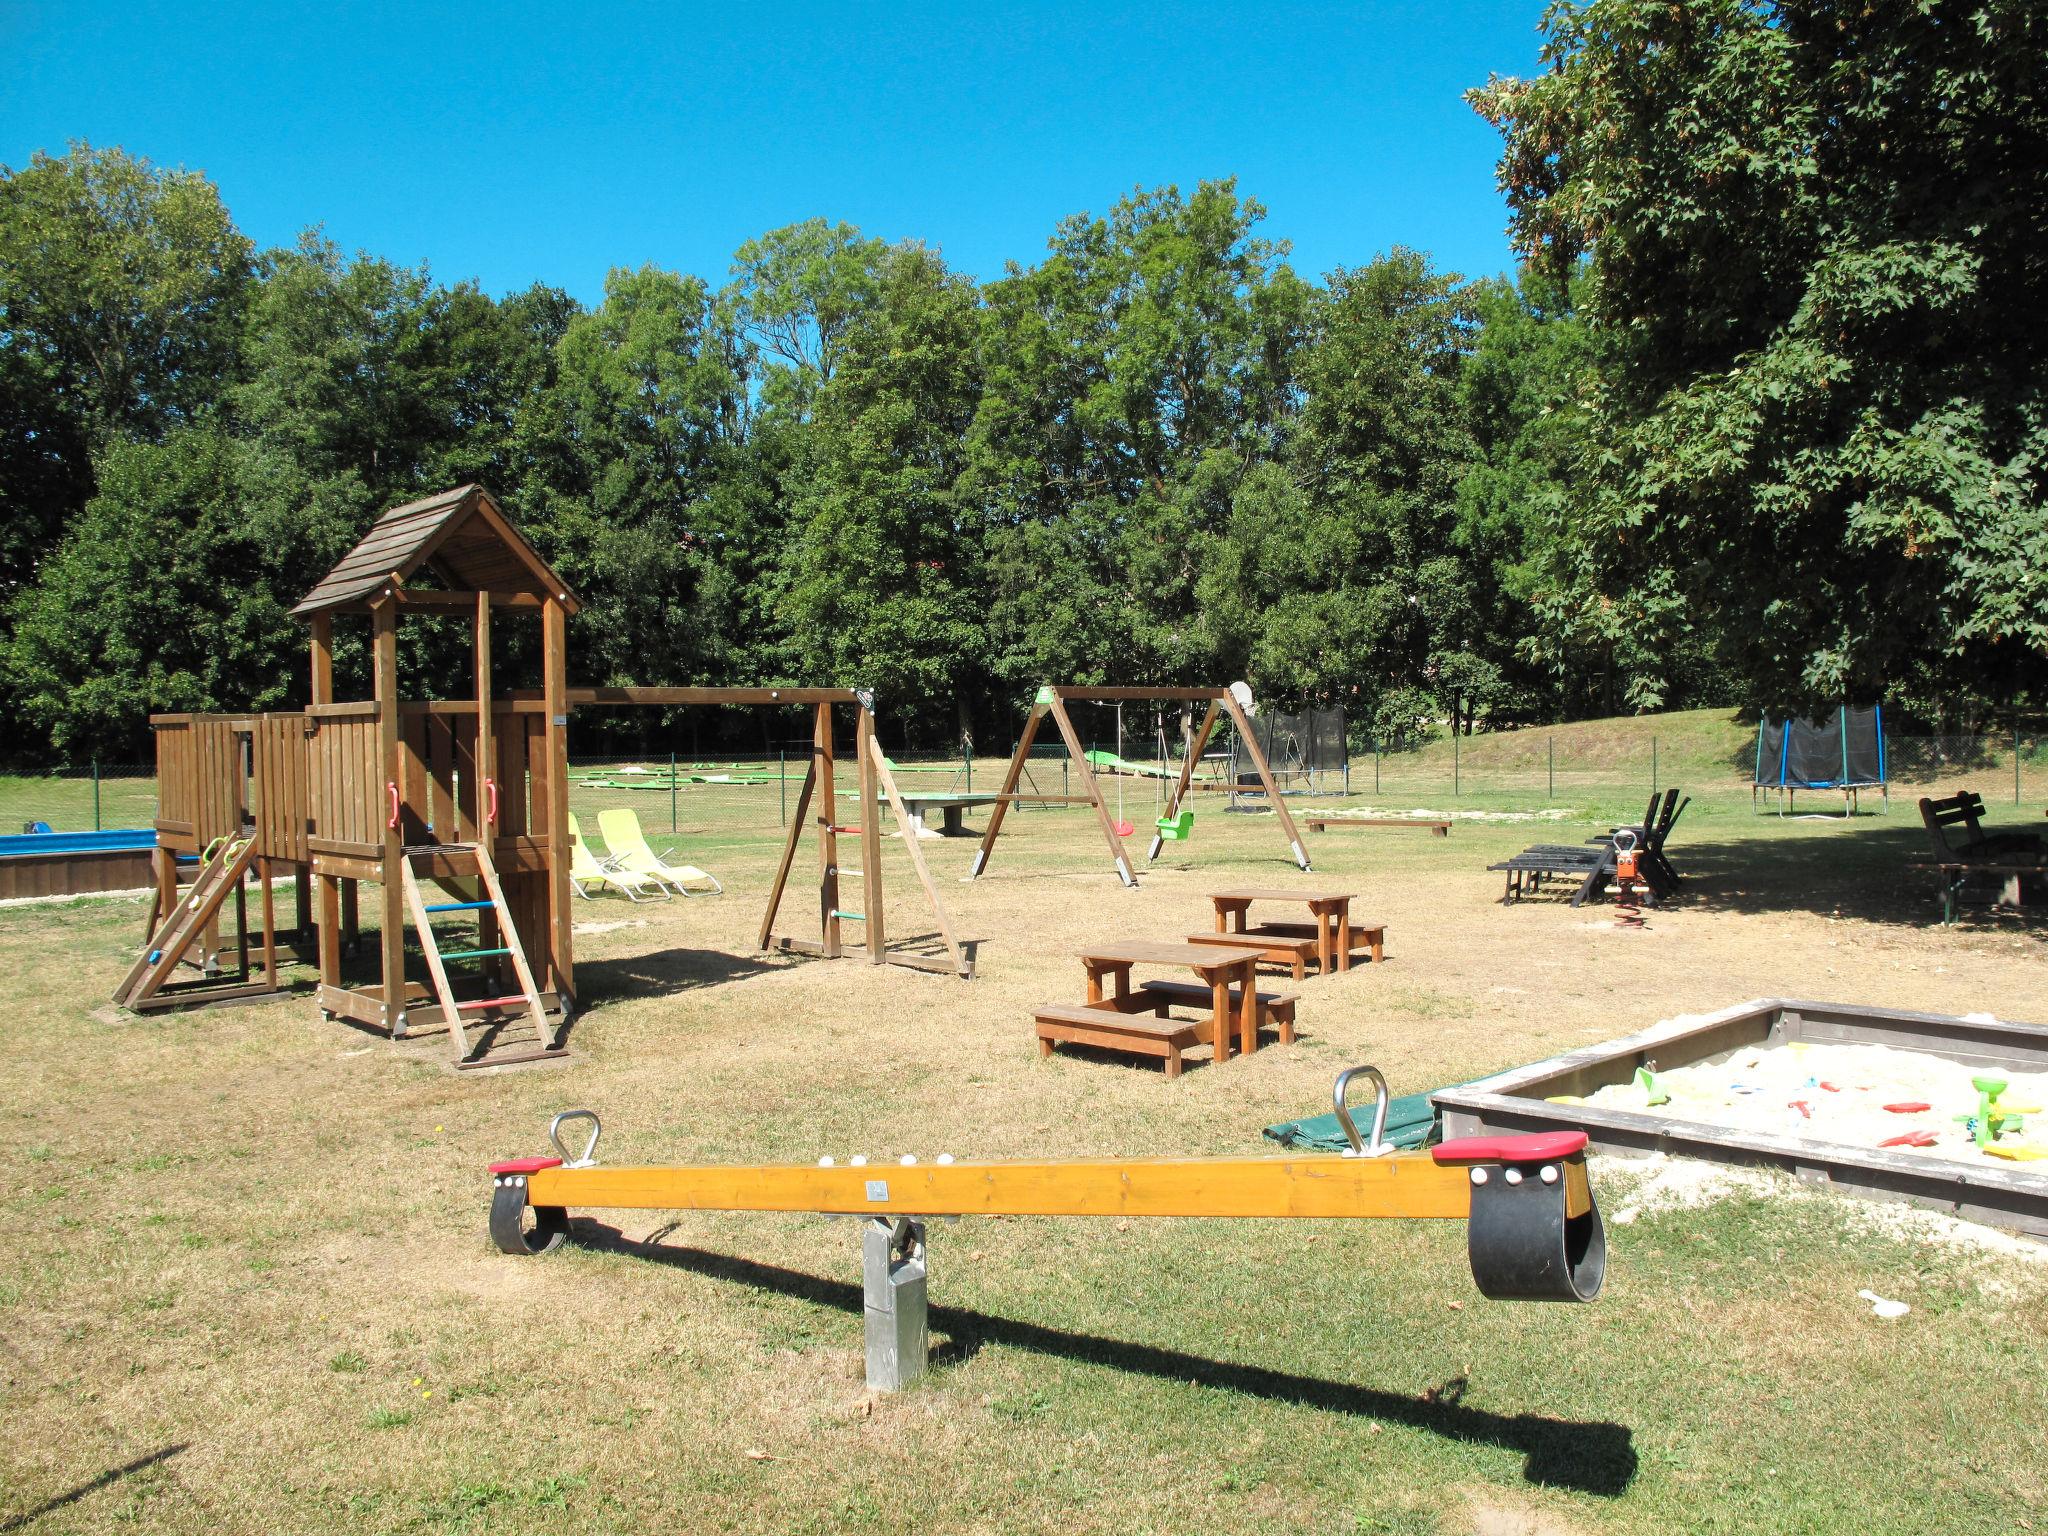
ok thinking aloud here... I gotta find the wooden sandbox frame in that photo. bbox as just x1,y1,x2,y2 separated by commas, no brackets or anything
1432,998,2048,1238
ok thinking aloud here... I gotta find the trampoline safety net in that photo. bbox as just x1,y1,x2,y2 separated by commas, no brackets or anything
1232,708,1347,791
1754,705,1886,788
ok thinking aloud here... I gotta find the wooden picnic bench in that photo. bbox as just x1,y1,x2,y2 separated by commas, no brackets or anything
1915,791,2044,923
1138,980,1298,1043
1197,886,1381,975
1035,939,1270,1074
1306,817,1450,837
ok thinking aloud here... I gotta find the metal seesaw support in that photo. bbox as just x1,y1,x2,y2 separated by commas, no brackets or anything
485,1069,1605,1392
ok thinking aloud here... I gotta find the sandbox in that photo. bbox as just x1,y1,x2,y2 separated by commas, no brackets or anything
1432,999,2048,1238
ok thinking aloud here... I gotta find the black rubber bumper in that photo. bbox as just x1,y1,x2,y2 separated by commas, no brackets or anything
1466,1161,1606,1303
490,1174,570,1256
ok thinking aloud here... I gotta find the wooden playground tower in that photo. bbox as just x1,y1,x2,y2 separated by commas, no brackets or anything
123,486,969,1065
971,685,1313,886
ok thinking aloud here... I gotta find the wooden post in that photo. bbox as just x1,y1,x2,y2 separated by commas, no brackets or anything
757,764,816,950
1148,699,1220,862
968,702,1048,880
309,612,334,705
1220,689,1312,872
372,594,406,1034
856,706,885,964
1046,692,1136,887
474,591,494,835
542,596,574,1006
814,703,841,958
870,735,969,977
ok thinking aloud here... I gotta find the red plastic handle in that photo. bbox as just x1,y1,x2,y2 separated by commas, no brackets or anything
1432,1131,1590,1164
387,781,400,829
485,777,499,825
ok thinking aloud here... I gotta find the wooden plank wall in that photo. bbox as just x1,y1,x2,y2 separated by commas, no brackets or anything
152,718,197,850
250,713,313,863
308,706,383,856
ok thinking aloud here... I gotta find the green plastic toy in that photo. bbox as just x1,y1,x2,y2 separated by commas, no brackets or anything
1955,1076,2030,1148
1632,1066,1669,1106
1154,810,1194,841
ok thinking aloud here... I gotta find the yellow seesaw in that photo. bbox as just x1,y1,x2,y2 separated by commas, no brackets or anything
488,1067,1606,1390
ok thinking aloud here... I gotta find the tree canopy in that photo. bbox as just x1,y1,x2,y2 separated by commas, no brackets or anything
4,37,2044,764
1470,0,2048,716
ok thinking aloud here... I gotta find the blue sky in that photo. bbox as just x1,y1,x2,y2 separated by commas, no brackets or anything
3,1,1550,304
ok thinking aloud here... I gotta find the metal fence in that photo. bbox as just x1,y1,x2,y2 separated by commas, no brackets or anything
1352,731,2048,808
6,730,2040,841
0,765,157,834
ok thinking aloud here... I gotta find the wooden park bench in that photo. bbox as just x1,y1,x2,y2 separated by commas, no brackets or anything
1033,1002,1207,1078
1306,817,1450,836
1914,791,2044,923
1137,980,1298,1043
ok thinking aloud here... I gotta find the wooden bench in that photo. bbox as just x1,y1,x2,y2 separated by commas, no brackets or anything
1185,926,1319,979
1187,922,1383,976
1306,817,1450,837
1917,791,2044,922
1034,1002,1206,1078
1260,918,1384,966
1138,980,1298,1043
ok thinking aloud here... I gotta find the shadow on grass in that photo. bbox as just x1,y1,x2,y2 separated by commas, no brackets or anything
578,945,779,1001
0,1444,186,1531
1499,820,2046,936
578,1222,1638,1497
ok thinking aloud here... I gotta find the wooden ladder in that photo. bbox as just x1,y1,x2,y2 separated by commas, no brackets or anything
399,840,560,1069
115,835,262,1011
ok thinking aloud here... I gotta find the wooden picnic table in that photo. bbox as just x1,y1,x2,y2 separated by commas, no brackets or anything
1076,939,1268,1063
1206,886,1371,974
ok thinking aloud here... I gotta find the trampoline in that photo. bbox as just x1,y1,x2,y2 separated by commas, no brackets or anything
1753,705,1887,815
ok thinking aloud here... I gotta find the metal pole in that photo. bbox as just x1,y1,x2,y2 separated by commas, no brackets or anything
2017,723,2023,806
93,760,102,831
779,746,787,827
670,750,678,834
1453,729,1459,797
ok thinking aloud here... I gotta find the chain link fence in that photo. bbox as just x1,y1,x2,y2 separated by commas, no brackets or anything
7,731,2041,842
0,765,157,834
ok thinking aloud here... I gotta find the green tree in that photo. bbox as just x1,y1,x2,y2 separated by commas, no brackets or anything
781,242,986,740
1470,0,2048,713
969,180,1312,703
0,144,252,603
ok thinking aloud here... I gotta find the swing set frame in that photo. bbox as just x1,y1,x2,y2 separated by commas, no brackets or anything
968,686,1312,887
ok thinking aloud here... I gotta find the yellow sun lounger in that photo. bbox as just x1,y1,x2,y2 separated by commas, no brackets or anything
596,808,722,896
568,813,669,901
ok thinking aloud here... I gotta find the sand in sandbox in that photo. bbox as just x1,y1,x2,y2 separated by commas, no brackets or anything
1573,1040,2048,1169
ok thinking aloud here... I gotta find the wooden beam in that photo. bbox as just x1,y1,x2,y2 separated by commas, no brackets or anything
565,686,862,708
1219,690,1312,872
1149,699,1219,863
1051,687,1224,703
869,732,969,977
967,702,1047,880
373,595,406,1034
389,589,546,611
856,707,884,964
814,703,840,959
309,613,333,706
756,763,816,950
1046,693,1137,887
542,598,575,1005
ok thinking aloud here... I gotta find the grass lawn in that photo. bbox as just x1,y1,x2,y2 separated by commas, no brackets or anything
3,748,2045,1533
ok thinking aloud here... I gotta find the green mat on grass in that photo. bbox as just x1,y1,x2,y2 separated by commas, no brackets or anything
1263,1088,1445,1153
